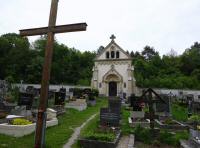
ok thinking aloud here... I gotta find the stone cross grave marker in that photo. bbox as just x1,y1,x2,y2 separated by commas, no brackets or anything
19,0,87,147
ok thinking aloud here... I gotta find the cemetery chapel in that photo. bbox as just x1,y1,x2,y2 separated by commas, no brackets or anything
91,35,137,97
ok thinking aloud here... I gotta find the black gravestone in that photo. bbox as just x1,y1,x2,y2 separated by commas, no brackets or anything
54,92,64,105
129,94,142,111
59,88,66,100
18,92,34,110
108,98,121,114
83,88,95,100
100,107,120,127
73,88,83,98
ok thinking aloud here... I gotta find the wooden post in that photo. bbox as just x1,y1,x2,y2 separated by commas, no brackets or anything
19,0,87,147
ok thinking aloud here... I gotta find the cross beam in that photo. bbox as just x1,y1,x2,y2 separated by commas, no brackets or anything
20,23,87,36
19,0,87,147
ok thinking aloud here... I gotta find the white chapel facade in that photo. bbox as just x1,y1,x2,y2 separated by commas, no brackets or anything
91,35,137,97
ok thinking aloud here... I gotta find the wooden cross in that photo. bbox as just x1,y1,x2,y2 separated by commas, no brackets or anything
19,0,87,147
141,88,165,133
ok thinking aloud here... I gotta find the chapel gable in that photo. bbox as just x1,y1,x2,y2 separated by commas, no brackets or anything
96,35,131,60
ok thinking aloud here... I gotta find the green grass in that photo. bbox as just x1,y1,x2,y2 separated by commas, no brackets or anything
121,107,132,135
159,130,189,146
0,98,107,148
171,103,188,121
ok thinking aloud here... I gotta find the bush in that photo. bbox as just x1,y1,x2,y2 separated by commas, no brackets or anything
159,130,189,146
133,125,152,144
159,130,176,145
92,89,99,97
12,118,32,125
172,103,188,121
188,115,200,123
83,130,115,142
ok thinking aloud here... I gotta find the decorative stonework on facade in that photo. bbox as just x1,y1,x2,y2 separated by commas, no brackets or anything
91,35,137,97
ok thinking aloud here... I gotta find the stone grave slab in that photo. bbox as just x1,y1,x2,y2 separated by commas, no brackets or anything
46,108,57,120
65,99,87,111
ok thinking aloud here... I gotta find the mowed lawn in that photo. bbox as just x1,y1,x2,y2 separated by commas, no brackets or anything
0,98,107,148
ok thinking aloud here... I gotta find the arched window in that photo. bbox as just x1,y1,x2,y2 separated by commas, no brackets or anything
116,51,120,58
106,52,109,58
111,51,115,58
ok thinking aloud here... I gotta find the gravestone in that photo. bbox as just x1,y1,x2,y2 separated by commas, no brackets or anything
129,94,143,111
54,91,65,115
100,107,120,127
187,94,194,117
73,88,83,99
59,88,66,100
108,98,121,115
54,91,64,105
100,97,121,127
18,92,34,110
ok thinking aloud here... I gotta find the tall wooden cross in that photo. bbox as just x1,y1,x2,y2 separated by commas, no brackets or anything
19,0,87,147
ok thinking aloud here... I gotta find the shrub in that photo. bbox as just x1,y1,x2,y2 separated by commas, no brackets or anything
188,115,200,123
172,103,188,121
159,130,189,146
159,130,176,145
92,89,99,97
83,130,115,142
12,118,32,125
133,125,152,144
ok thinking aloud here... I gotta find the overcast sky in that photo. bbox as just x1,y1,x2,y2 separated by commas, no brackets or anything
1,0,200,55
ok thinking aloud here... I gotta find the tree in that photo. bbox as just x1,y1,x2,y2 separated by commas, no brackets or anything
141,46,158,61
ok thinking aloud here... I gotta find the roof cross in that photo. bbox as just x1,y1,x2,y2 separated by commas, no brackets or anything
110,34,116,41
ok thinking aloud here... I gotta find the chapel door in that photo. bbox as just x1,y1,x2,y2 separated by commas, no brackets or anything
109,81,117,96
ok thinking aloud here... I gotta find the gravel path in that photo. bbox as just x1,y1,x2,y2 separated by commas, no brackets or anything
63,113,97,148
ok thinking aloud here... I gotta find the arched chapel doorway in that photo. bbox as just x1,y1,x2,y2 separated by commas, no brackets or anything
103,69,123,96
109,81,117,96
